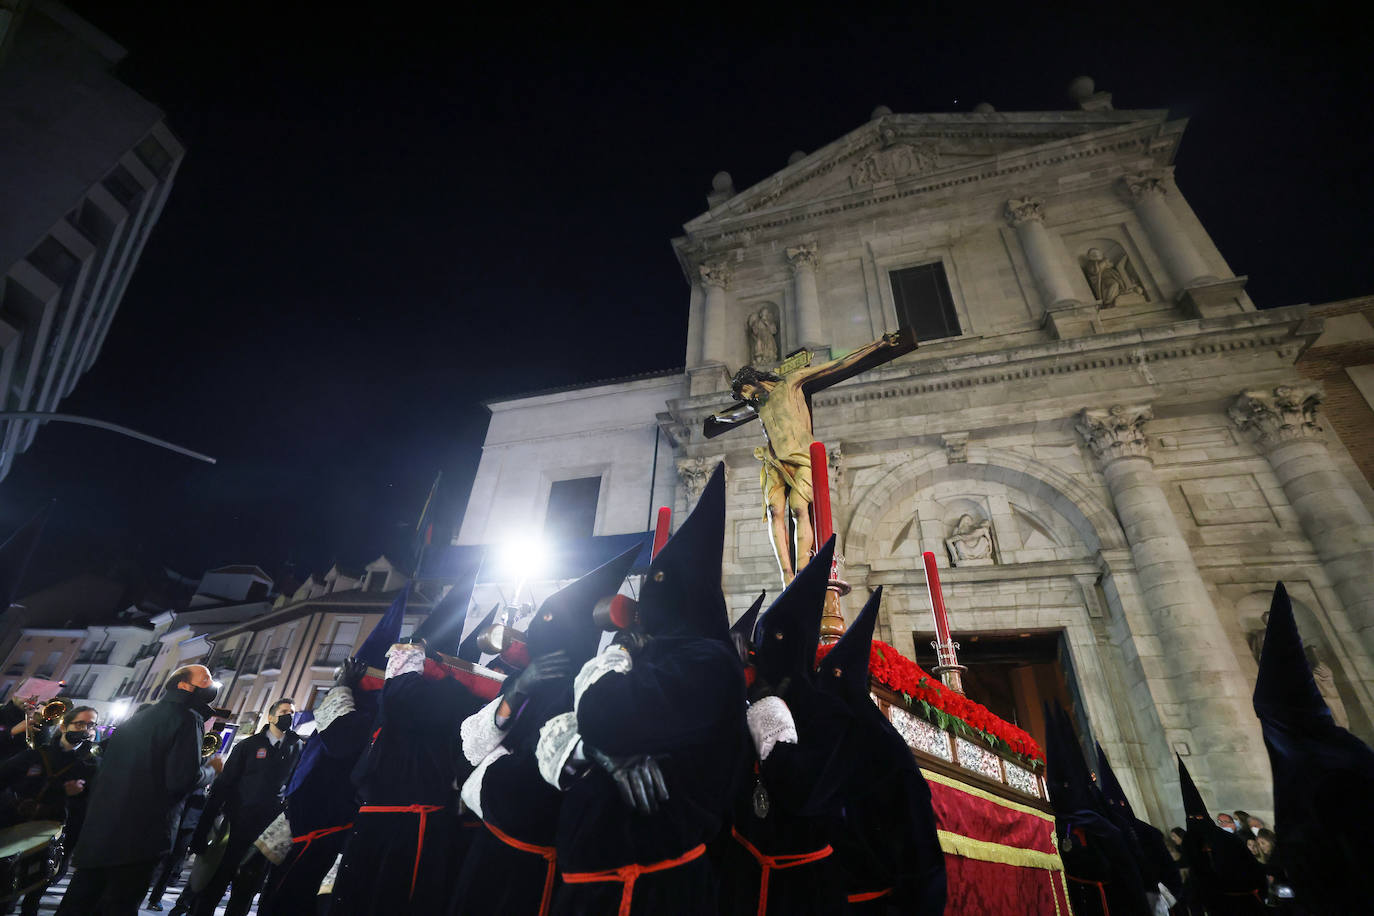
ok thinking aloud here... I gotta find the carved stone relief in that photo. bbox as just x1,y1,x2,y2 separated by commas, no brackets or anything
1228,385,1324,450
675,457,716,508
698,261,733,290
746,303,780,365
1075,405,1154,464
945,513,996,567
1004,197,1044,227
1080,243,1147,308
785,243,819,272
848,142,941,188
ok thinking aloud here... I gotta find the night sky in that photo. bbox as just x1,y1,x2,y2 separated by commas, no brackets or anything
3,2,1370,595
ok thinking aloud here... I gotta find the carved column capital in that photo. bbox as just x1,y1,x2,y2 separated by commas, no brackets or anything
1122,167,1174,203
1005,196,1045,227
1075,405,1154,464
676,456,717,507
785,242,819,272
1228,385,1325,450
698,261,733,290
942,432,969,464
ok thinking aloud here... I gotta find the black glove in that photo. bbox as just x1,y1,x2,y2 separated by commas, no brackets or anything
586,746,670,815
335,657,367,690
747,673,790,705
610,626,649,656
503,651,571,705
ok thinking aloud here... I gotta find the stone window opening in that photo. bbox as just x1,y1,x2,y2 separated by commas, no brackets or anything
888,262,961,342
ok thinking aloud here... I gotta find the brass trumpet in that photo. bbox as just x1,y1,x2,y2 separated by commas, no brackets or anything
25,698,69,749
202,732,222,758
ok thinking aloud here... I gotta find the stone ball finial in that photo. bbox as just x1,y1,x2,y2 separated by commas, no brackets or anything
1068,76,1096,101
711,171,734,193
972,102,995,113
870,104,893,120
787,150,806,165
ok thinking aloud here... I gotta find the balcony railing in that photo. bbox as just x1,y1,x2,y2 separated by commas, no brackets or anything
74,647,113,665
71,677,98,698
212,652,238,671
34,666,56,679
313,643,353,668
240,652,263,675
134,643,161,662
260,646,288,673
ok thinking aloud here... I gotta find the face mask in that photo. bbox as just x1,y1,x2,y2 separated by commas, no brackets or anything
274,714,293,732
63,730,87,747
190,684,219,705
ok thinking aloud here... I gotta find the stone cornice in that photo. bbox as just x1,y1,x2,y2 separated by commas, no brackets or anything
665,307,1320,442
674,117,1179,261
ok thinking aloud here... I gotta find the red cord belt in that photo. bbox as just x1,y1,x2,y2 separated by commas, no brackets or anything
729,827,833,916
291,822,353,857
356,804,444,900
1065,874,1110,913
562,842,707,916
847,888,892,903
483,820,558,916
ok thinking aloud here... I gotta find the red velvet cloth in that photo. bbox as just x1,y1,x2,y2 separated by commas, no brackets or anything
927,777,1056,854
945,855,1070,916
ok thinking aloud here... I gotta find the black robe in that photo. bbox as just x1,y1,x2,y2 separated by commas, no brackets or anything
450,686,572,916
1178,823,1266,916
832,702,946,916
1054,810,1151,916
553,638,747,916
330,671,486,916
257,691,376,916
719,684,854,916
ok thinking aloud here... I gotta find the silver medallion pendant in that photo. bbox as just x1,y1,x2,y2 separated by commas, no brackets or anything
751,780,771,819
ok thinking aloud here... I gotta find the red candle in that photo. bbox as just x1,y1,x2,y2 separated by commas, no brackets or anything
652,506,671,559
923,551,952,646
810,441,833,544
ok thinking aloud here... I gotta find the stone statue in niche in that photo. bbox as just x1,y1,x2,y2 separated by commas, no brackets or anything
945,514,996,567
1305,645,1350,728
1081,246,1146,308
747,304,780,365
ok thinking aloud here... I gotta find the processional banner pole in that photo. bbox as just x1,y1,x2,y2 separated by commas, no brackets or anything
811,441,850,644
922,550,966,695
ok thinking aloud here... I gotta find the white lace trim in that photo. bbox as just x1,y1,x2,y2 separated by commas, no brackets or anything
319,853,342,895
536,711,581,789
385,643,426,679
459,745,510,819
253,812,294,865
746,695,798,761
313,686,356,732
460,697,506,766
573,646,631,715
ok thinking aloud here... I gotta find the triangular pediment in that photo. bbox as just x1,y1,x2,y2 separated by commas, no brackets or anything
685,109,1177,229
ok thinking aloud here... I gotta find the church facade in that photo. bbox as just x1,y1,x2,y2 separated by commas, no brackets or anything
455,84,1374,827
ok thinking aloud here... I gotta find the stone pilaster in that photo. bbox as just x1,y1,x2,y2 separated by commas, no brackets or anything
1076,405,1268,808
1006,197,1096,338
786,243,825,349
698,261,733,366
1229,385,1374,660
1122,168,1217,292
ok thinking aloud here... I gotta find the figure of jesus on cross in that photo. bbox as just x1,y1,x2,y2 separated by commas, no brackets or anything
705,327,916,583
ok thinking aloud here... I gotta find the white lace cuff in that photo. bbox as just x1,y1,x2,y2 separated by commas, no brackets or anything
320,853,342,894
573,646,631,715
253,812,294,865
459,745,510,819
385,643,426,679
536,711,581,789
460,697,506,766
313,686,356,732
746,695,798,761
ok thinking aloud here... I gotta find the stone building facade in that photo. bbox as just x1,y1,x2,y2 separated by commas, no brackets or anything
455,87,1374,826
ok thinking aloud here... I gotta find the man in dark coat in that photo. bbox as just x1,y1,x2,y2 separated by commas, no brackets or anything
815,586,946,916
1175,757,1266,914
1252,581,1374,913
535,463,749,916
719,537,856,916
450,543,641,916
146,778,208,910
55,665,220,916
1094,742,1183,912
175,697,301,916
255,586,409,916
330,586,503,915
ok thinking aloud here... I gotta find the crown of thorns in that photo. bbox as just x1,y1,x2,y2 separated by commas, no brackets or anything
730,365,781,400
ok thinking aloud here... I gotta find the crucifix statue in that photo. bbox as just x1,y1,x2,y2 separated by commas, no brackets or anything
704,327,917,583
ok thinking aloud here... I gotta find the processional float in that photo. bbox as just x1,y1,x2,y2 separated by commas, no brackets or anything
704,329,1070,915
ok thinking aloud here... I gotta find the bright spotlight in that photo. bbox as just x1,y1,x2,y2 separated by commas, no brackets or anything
496,535,549,581
110,699,130,723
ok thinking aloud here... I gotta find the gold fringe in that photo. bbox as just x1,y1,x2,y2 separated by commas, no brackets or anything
937,830,1064,872
920,768,1054,823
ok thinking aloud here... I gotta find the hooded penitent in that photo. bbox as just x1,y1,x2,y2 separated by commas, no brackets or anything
1096,742,1183,903
814,582,880,704
730,591,766,645
634,462,730,643
523,542,641,668
356,583,411,672
407,581,469,656
1253,580,1374,913
1045,703,1149,916
1176,756,1266,915
752,537,834,688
